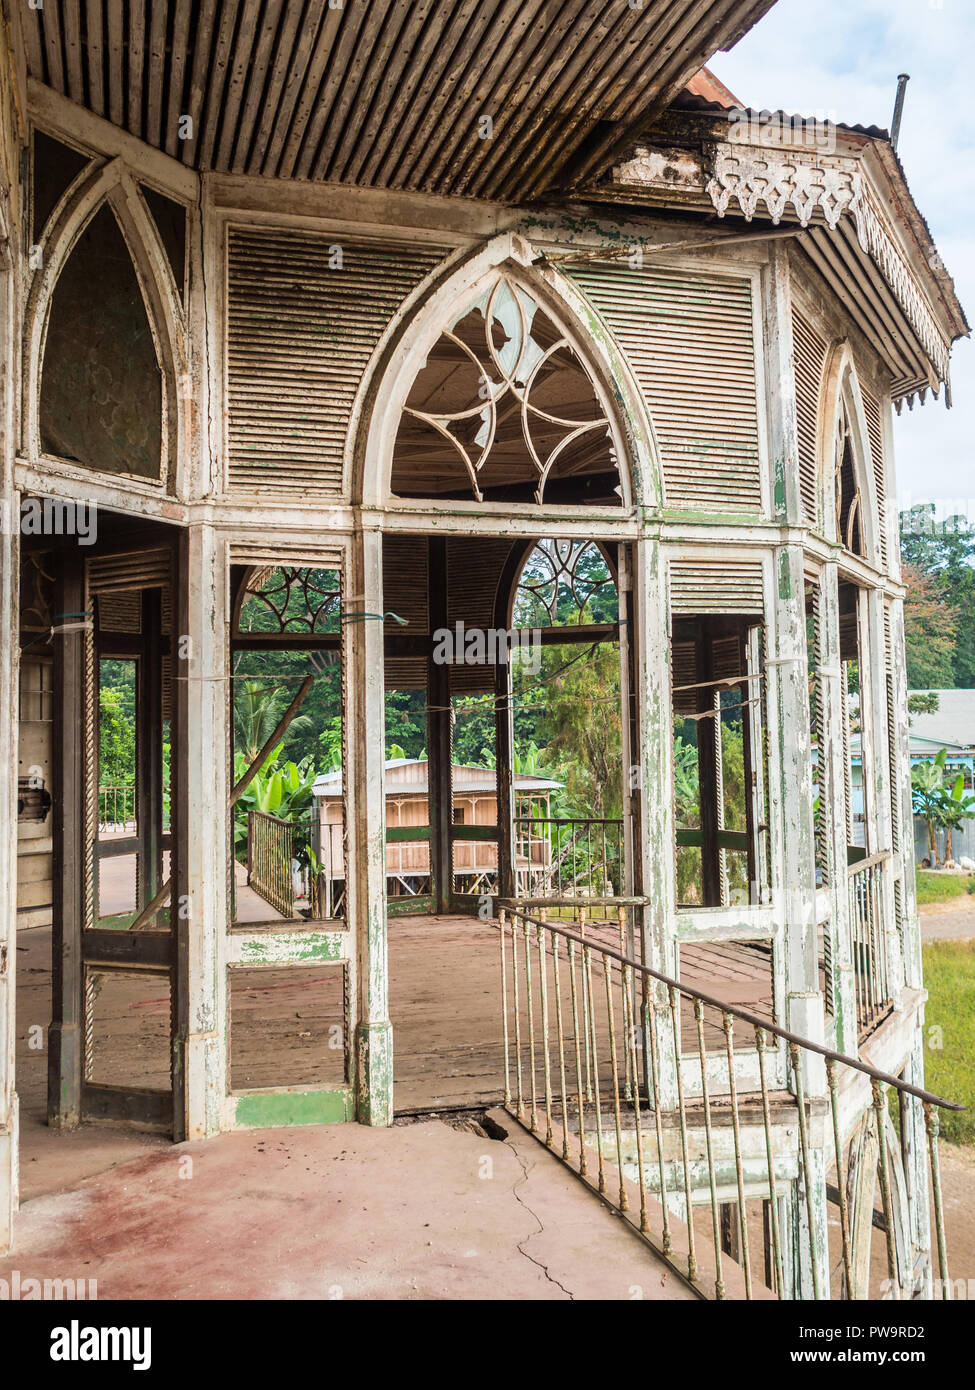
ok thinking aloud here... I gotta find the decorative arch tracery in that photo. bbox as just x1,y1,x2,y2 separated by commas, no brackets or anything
819,344,883,570
392,271,622,505
23,151,189,490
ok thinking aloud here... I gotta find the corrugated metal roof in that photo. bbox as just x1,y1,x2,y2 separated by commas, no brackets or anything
22,0,777,199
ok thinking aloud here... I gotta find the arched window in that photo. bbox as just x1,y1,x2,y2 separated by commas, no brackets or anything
511,539,618,628
834,407,865,558
40,202,163,479
391,274,621,505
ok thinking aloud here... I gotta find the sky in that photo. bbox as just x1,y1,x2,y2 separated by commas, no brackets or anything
709,0,973,526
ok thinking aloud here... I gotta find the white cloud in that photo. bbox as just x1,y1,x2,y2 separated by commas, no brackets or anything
712,0,973,511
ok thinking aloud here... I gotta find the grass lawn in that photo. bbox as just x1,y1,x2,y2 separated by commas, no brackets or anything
922,939,975,1146
915,871,974,907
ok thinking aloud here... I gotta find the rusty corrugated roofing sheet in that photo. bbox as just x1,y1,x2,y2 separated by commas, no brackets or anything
22,0,777,199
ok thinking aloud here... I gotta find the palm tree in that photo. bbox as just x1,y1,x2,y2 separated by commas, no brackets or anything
234,680,313,764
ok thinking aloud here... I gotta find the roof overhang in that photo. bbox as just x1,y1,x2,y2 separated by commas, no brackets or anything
581,105,968,406
18,1,777,201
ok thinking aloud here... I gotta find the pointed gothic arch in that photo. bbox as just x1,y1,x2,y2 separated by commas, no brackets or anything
353,234,660,510
23,154,189,490
819,344,883,569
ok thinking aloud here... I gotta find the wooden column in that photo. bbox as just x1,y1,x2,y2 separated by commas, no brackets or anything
347,526,392,1124
48,551,85,1131
696,622,722,907
138,588,163,907
426,538,452,914
632,530,679,1110
0,471,18,1257
173,524,228,1141
818,562,857,1055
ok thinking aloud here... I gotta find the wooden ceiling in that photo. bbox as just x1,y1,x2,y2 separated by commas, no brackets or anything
22,0,776,199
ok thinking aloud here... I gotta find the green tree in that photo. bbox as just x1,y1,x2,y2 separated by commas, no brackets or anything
901,505,975,687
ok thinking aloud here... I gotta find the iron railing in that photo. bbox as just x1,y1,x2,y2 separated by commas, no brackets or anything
98,784,136,832
514,817,623,898
247,810,294,918
498,900,960,1301
849,852,893,1035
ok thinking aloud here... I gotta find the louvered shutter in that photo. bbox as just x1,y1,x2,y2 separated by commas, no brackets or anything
226,229,449,494
568,264,762,513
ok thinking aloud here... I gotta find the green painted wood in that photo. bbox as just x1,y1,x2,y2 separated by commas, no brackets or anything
234,1087,352,1128
450,825,498,842
385,825,430,843
387,894,433,916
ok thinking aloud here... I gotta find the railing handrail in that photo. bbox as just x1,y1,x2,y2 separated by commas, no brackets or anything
247,809,294,829
503,903,962,1113
848,850,892,876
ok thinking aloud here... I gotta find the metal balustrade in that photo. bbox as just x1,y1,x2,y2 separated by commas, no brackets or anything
97,784,136,833
498,901,961,1301
513,817,624,898
849,852,893,1035
247,810,294,918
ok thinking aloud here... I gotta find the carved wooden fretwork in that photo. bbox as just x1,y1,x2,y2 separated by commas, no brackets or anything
611,140,951,391
236,566,341,635
512,539,617,628
394,273,617,504
705,143,950,385
707,147,862,230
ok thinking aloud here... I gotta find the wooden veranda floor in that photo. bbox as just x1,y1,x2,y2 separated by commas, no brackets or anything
390,915,775,1114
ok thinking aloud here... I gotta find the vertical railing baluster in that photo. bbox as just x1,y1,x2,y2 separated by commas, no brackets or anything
695,1000,725,1300
603,958,628,1211
789,1041,823,1301
537,913,554,1148
826,1057,853,1297
872,1080,900,1299
669,984,697,1283
756,1028,785,1297
924,1102,951,1299
646,994,672,1255
583,941,607,1195
551,933,571,1161
623,962,650,1235
511,912,524,1121
722,1013,752,1298
523,916,538,1134
499,909,511,1108
567,939,588,1176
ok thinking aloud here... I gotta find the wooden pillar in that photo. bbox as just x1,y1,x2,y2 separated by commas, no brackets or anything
173,524,228,1141
138,588,163,907
47,551,85,1130
696,622,722,907
347,526,392,1124
427,538,451,914
632,530,678,1110
818,562,857,1054
0,481,17,1257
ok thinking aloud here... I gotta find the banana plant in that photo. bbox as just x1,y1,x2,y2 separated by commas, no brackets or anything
938,771,975,862
912,749,947,865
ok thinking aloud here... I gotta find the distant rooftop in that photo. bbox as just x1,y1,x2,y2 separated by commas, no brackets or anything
313,759,562,798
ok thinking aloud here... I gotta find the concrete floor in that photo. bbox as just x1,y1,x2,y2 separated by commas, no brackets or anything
1,1113,692,1301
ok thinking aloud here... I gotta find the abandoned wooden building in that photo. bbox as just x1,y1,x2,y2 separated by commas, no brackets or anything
0,3,969,1300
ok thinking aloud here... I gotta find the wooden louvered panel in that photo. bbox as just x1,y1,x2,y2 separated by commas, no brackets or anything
446,539,513,632
87,549,173,593
670,558,764,616
569,265,762,513
711,633,744,682
226,229,448,494
383,536,429,636
447,538,516,695
861,384,887,568
96,591,142,633
671,639,701,715
384,656,426,692
792,309,827,526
